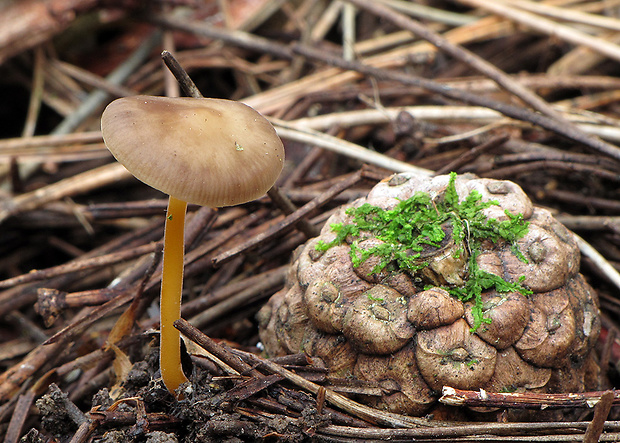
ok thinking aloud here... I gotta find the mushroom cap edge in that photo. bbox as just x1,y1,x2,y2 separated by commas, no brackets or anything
101,95,285,207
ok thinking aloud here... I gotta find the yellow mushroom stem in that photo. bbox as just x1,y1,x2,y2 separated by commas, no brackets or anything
160,195,189,394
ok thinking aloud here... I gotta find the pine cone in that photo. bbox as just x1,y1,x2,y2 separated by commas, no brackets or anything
257,173,601,415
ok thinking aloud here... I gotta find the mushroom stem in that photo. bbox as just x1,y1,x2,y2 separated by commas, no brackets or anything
160,194,189,394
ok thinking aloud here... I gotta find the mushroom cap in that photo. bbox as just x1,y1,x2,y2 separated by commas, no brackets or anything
101,95,285,207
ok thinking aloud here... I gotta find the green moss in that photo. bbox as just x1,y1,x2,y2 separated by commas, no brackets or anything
316,172,532,331
367,294,384,302
466,359,479,367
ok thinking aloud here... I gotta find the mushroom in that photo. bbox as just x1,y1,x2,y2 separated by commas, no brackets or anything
101,95,284,394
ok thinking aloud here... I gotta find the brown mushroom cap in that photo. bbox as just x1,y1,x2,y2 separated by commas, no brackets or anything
101,95,285,207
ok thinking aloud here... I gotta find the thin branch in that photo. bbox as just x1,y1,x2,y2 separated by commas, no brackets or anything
506,0,620,32
212,171,364,266
175,318,434,428
342,0,620,161
574,234,620,292
273,119,431,174
440,386,620,409
292,43,620,161
0,163,131,225
0,243,159,289
458,0,620,62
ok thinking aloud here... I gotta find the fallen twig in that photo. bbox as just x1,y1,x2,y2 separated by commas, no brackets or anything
440,386,620,409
